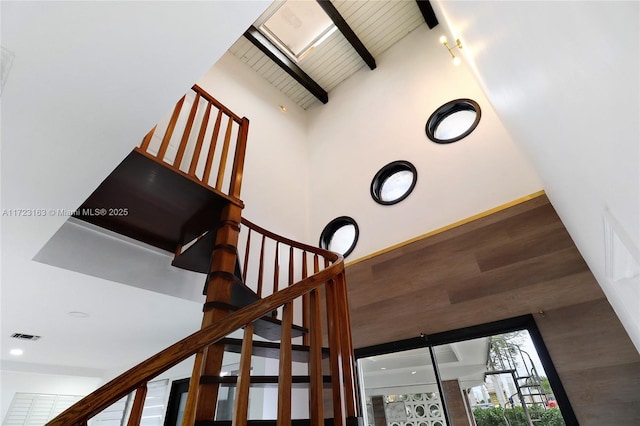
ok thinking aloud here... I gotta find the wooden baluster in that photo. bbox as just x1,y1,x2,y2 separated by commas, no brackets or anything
325,259,346,426
232,323,254,426
288,246,295,340
277,301,293,426
288,246,295,289
273,242,280,294
309,255,324,425
256,235,266,297
202,109,223,186
215,116,234,191
335,272,358,419
188,101,211,178
302,251,310,346
229,117,250,199
242,228,252,284
139,125,156,152
173,93,200,169
126,384,148,426
157,95,186,162
181,350,204,426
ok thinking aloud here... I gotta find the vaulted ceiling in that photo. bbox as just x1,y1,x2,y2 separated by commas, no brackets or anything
228,0,438,109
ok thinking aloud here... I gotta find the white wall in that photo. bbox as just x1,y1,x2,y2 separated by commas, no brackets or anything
0,370,103,422
306,25,543,260
434,0,640,352
1,0,270,374
196,52,312,243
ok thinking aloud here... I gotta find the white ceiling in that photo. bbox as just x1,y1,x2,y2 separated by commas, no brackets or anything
359,339,490,396
0,0,270,376
1,0,638,398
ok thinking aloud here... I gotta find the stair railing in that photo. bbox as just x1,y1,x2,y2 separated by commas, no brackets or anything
46,224,358,426
136,84,248,202
236,217,360,423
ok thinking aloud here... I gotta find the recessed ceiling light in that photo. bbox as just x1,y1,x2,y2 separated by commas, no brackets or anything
11,333,41,341
411,371,417,375
380,367,386,370
68,311,89,318
10,348,24,356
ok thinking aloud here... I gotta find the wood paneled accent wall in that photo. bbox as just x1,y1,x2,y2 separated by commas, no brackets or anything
345,194,640,426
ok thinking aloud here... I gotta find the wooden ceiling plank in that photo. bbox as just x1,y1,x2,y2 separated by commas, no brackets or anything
368,14,425,57
333,0,366,18
243,26,329,104
308,42,356,82
316,0,376,70
324,59,366,91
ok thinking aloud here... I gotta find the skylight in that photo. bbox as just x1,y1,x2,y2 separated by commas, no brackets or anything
258,0,336,61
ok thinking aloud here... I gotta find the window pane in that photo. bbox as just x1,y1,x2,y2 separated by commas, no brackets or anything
380,170,415,203
432,330,567,426
358,348,449,426
434,110,477,140
329,224,356,255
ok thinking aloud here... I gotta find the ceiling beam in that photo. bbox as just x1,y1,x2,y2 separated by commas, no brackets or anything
416,0,439,29
316,0,376,70
243,26,329,104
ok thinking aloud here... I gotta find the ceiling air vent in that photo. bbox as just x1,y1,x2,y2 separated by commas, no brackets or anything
11,333,41,341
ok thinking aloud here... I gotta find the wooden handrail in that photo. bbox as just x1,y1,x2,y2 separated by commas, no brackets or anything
241,217,339,260
192,84,243,123
46,253,344,426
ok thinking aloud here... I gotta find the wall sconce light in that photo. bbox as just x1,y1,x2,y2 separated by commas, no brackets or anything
439,35,463,66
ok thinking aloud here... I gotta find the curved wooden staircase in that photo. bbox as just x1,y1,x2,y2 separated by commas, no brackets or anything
48,86,361,426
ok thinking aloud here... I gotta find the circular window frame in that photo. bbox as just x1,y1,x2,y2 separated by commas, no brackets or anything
319,216,359,258
425,98,481,144
370,160,418,205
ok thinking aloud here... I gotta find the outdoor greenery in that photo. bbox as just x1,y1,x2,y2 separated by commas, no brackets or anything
472,406,565,426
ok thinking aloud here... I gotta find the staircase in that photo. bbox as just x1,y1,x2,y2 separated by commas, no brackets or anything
47,85,361,426
487,336,550,425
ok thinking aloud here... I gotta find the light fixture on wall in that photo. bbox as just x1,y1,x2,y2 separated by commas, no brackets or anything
439,35,463,66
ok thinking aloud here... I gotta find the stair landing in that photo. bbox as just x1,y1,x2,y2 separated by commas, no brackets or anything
74,150,240,253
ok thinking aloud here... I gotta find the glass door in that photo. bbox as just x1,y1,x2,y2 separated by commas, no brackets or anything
358,346,449,426
432,330,567,426
355,316,577,426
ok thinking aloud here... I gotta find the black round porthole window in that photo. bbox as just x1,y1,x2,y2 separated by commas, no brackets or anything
370,160,417,205
425,98,481,144
319,216,359,258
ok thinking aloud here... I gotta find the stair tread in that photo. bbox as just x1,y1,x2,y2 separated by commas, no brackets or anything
220,338,329,362
197,421,334,426
201,374,332,388
74,150,232,252
209,302,308,341
253,315,308,341
171,229,217,273
195,417,363,426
